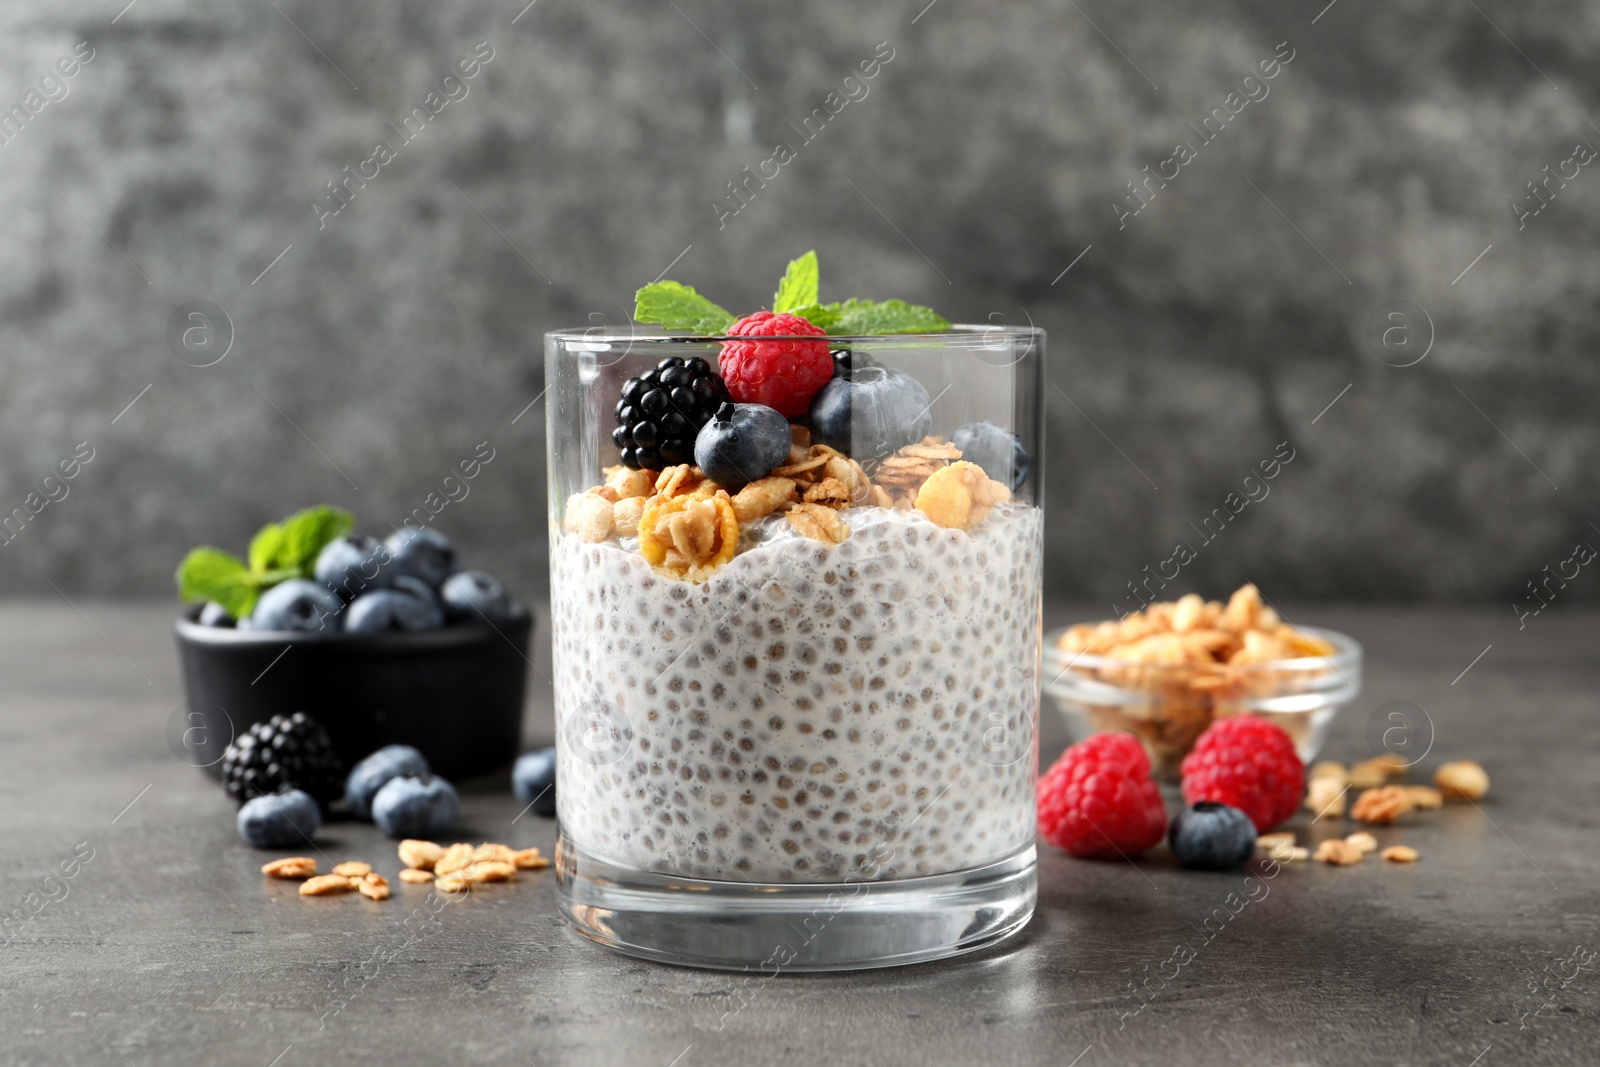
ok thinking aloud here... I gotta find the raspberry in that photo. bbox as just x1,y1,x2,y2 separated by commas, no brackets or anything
718,311,832,418
1180,715,1304,832
1037,733,1166,859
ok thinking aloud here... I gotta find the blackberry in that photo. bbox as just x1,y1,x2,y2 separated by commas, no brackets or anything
219,712,345,807
612,357,730,470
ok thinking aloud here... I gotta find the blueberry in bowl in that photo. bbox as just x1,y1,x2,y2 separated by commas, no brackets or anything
315,535,392,601
174,505,531,781
384,527,457,588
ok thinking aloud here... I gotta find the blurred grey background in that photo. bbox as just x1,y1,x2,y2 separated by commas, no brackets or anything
0,0,1594,610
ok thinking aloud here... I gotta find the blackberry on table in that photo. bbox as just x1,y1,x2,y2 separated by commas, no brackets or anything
612,356,730,470
219,712,345,807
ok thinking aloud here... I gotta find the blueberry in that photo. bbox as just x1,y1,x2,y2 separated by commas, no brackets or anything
251,579,343,633
314,535,392,601
952,421,1030,491
371,774,459,839
1168,802,1257,870
343,589,444,633
237,789,321,849
512,748,557,817
392,574,444,614
440,571,516,623
383,527,457,588
808,367,932,461
198,602,234,628
693,402,791,492
344,744,431,819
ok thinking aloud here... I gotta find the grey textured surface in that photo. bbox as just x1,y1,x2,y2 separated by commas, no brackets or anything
0,0,1596,606
2,600,1597,1065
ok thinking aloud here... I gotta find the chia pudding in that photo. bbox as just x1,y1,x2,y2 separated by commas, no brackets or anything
552,502,1042,883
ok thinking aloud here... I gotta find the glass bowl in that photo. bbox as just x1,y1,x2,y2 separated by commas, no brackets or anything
1041,625,1361,780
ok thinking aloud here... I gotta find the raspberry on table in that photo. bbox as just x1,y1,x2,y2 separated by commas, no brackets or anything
1037,732,1166,859
1180,715,1304,832
718,311,832,418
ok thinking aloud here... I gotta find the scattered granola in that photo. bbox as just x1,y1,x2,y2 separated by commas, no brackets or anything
332,861,371,878
358,874,391,901
398,868,434,884
1314,839,1364,866
511,848,548,870
1381,846,1419,863
434,842,476,876
398,839,446,871
465,860,517,884
1344,831,1379,856
1305,776,1347,820
1351,786,1411,825
299,874,358,896
1403,786,1443,811
1435,760,1489,801
261,857,317,880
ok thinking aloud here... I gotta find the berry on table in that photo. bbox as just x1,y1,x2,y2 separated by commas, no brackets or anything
345,745,431,820
237,789,322,849
1037,732,1166,859
693,402,792,492
613,356,730,471
220,712,345,806
952,421,1030,491
718,311,832,418
372,774,460,839
808,366,933,461
1180,715,1305,833
512,747,558,817
1168,801,1258,870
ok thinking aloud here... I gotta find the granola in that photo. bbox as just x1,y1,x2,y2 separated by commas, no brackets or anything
1351,786,1411,825
261,857,317,880
786,503,850,545
639,490,740,581
1435,760,1489,801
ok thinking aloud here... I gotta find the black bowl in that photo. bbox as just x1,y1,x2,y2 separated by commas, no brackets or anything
173,603,532,781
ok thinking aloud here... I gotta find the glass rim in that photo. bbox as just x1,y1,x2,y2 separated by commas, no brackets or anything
545,324,1045,344
1042,624,1362,681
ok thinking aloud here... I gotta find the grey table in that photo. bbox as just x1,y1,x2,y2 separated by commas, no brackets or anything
2,601,1596,1066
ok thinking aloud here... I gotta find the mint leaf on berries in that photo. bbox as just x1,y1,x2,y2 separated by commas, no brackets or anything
787,303,841,331
772,250,820,314
825,298,951,336
634,281,737,335
277,505,353,575
175,547,257,618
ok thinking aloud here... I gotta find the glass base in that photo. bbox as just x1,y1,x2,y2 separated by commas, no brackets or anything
555,833,1037,972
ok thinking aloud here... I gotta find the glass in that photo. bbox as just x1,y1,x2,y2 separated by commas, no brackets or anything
545,325,1044,970
1042,625,1362,780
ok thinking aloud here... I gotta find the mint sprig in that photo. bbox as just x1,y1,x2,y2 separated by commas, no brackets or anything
634,251,953,337
772,251,819,314
176,504,353,619
632,281,736,334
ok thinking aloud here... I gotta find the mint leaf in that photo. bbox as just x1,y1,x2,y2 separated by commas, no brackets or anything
826,299,952,336
277,505,354,576
773,250,819,314
175,547,257,618
248,522,286,575
787,303,841,331
634,281,736,334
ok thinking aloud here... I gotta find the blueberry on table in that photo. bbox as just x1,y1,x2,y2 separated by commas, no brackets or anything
314,535,392,600
383,527,457,588
197,602,234,627
808,366,933,461
512,748,558,817
372,775,459,839
693,402,792,492
1167,802,1257,870
237,789,321,849
440,571,516,623
952,421,1030,491
344,588,444,632
344,745,431,820
251,579,343,632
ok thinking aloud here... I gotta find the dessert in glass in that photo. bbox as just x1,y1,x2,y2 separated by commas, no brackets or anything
546,313,1043,971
